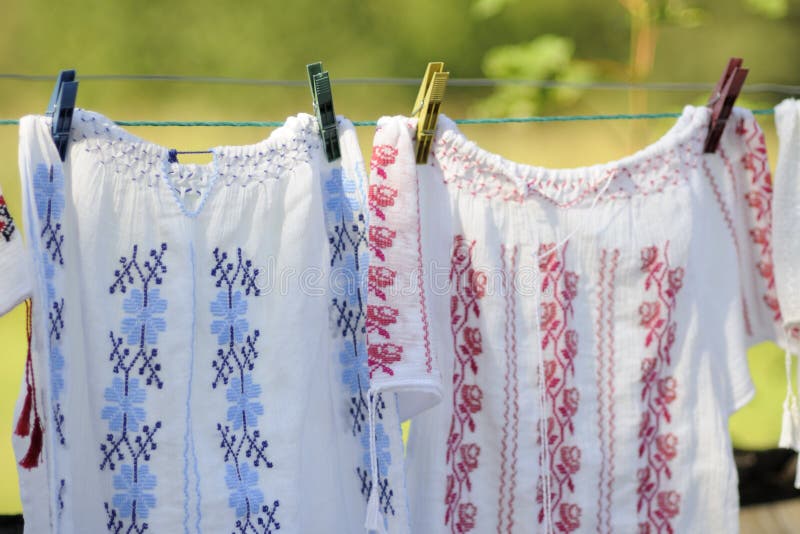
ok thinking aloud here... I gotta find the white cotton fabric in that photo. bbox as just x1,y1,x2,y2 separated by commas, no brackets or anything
368,107,783,533
773,99,800,485
774,99,800,353
3,109,409,533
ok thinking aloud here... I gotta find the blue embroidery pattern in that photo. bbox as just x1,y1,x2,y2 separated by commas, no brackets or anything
32,164,68,519
211,248,280,533
323,166,395,519
102,243,168,533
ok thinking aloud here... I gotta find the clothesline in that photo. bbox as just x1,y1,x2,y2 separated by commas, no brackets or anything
0,109,777,128
2,73,800,94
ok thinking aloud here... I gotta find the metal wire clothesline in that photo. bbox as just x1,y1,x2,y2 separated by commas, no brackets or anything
1,72,800,94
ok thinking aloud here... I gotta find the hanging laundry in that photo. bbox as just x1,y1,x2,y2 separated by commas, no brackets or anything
367,106,793,533
2,109,409,533
773,98,800,486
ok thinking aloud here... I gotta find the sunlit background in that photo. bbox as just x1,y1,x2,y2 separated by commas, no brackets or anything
0,0,798,527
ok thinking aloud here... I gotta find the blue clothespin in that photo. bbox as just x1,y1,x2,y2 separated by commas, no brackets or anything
307,62,340,162
45,69,79,161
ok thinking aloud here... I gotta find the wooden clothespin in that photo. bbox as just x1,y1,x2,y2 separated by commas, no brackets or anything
307,62,340,162
704,58,748,153
411,62,449,164
46,69,79,162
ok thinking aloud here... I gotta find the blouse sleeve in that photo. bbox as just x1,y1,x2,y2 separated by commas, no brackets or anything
0,188,32,316
725,109,785,347
366,116,442,422
774,99,800,354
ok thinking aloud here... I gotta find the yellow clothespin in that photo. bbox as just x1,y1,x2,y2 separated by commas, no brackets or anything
411,62,449,164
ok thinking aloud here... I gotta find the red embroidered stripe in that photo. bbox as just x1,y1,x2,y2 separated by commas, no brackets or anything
367,144,403,378
497,245,519,534
595,249,620,533
636,242,683,533
537,242,582,533
445,236,486,533
735,117,781,325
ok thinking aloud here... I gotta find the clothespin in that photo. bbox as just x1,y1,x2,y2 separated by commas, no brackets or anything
307,62,340,162
704,58,748,153
411,62,449,164
45,69,79,162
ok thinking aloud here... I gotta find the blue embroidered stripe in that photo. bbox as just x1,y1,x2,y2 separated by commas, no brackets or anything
32,164,68,525
323,162,396,523
210,247,280,533
102,243,168,533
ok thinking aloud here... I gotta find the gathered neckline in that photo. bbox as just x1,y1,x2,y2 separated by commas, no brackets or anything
61,109,323,218
428,106,714,208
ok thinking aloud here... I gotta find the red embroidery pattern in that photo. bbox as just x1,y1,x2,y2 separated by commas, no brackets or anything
637,243,683,534
595,248,619,533
370,145,398,180
369,184,398,221
445,236,487,533
536,243,582,533
367,144,402,378
736,118,781,324
497,245,520,534
0,194,16,242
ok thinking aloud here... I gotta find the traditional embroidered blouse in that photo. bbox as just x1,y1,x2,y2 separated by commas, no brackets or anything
4,110,408,533
367,106,791,533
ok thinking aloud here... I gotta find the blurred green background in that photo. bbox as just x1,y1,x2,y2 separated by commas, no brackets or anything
0,0,798,514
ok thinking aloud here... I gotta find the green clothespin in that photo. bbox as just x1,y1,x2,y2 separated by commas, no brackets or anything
307,62,341,162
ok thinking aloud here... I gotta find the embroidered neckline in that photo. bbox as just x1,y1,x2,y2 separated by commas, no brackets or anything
64,109,321,217
430,106,710,208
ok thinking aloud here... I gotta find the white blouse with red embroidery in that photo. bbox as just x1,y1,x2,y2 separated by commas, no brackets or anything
367,106,788,533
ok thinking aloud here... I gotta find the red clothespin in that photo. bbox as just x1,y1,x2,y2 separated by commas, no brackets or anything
704,58,748,153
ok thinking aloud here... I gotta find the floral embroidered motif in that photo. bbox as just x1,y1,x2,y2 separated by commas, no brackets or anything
370,145,398,180
103,243,168,533
636,243,683,533
0,195,15,241
324,166,395,520
736,118,781,324
445,236,486,533
210,248,280,533
536,243,582,533
367,144,404,378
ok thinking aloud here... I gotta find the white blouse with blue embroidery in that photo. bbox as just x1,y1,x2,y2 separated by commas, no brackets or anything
5,110,408,533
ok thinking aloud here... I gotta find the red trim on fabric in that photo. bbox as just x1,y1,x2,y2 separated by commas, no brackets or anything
595,249,608,532
413,160,432,373
497,245,519,534
594,249,620,533
605,250,620,534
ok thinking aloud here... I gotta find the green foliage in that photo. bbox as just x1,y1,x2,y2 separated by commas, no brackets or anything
658,2,707,27
473,35,597,117
471,0,516,19
743,0,789,18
